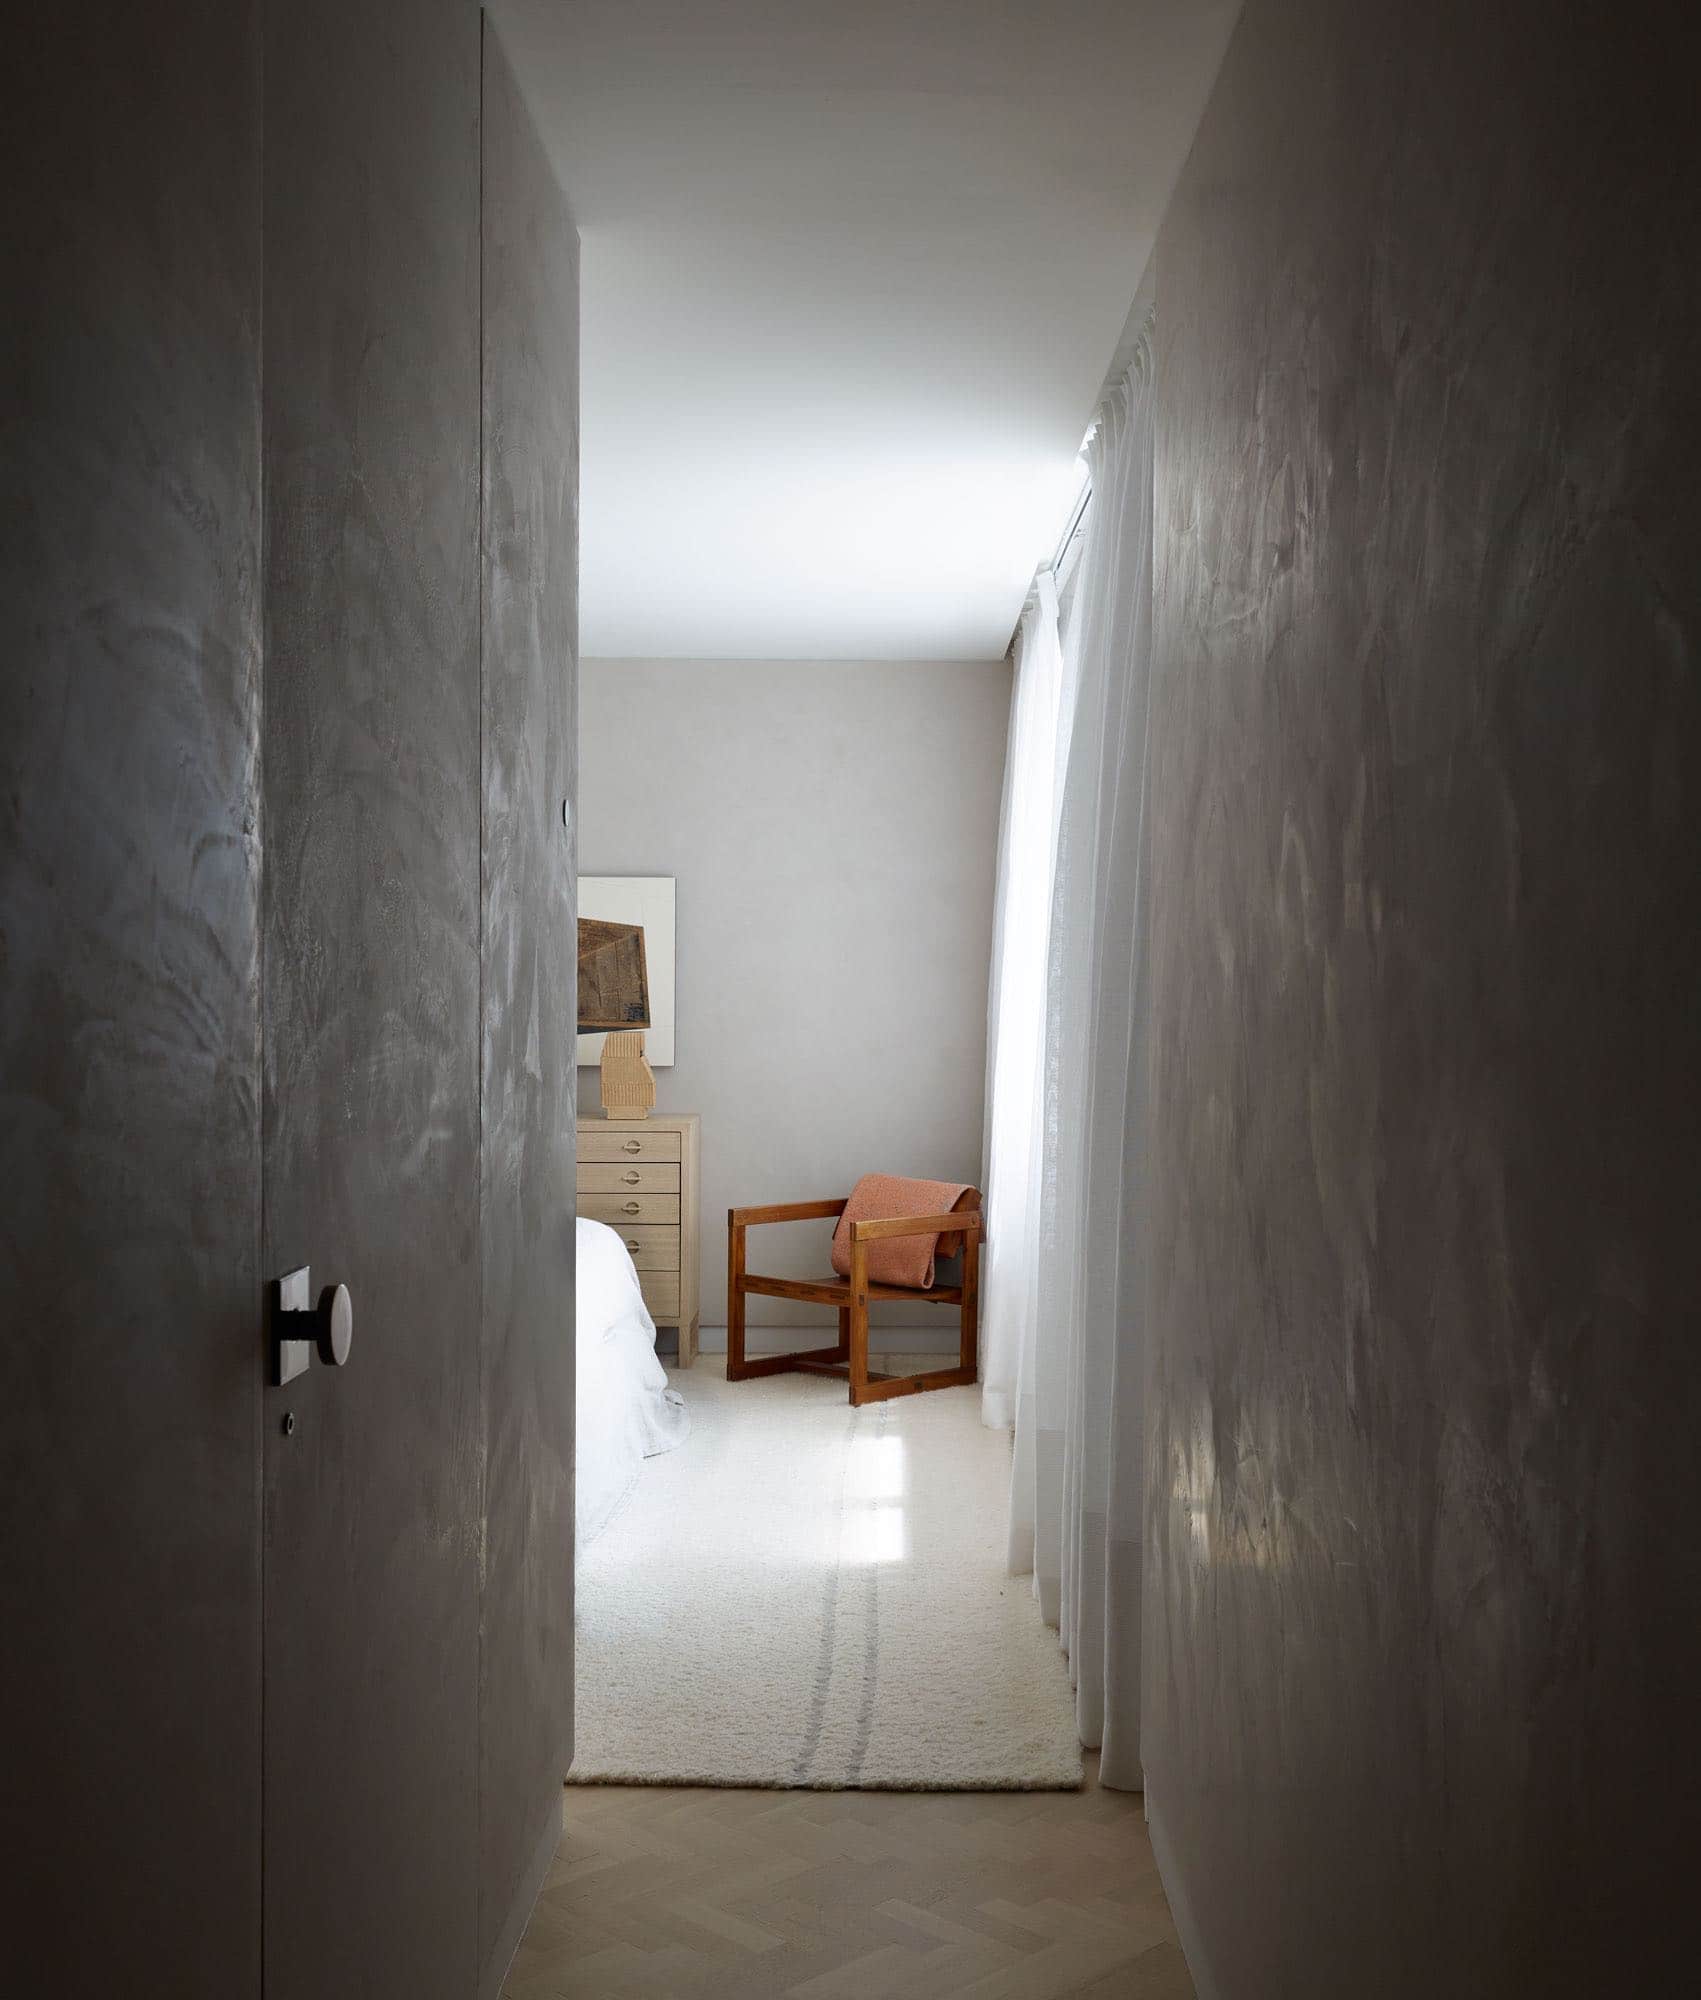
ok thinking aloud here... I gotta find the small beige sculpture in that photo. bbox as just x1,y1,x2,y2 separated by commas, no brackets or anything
599,1029,656,1121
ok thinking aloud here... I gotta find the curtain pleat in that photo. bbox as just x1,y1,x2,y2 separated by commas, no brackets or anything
979,573,1066,1438
980,324,1157,1788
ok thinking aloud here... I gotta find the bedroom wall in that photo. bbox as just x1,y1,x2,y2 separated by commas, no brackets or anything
577,658,1009,1339
1144,1,1701,1994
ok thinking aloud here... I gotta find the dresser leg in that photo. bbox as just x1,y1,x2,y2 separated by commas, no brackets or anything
678,1314,698,1370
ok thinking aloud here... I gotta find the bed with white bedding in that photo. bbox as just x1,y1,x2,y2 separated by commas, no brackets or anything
576,1216,689,1547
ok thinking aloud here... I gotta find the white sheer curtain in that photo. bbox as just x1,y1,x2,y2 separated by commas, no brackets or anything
978,572,1065,1432
980,322,1157,1789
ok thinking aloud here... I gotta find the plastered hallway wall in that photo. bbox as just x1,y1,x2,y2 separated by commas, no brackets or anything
577,658,1009,1335
1143,1,1701,1994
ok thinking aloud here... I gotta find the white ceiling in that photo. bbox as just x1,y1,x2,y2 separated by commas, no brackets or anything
491,1,1239,660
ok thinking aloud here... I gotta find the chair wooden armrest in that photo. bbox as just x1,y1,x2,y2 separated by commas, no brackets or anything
848,1210,980,1243
728,1198,849,1229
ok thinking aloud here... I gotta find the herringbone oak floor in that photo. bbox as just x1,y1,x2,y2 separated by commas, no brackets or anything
504,1755,1194,1999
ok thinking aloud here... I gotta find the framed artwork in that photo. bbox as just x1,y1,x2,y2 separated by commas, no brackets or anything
576,875,675,1068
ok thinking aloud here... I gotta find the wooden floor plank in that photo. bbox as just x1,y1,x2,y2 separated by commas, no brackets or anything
504,1756,1193,1998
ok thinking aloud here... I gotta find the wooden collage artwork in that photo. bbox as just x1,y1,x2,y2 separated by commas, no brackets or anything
576,918,650,1030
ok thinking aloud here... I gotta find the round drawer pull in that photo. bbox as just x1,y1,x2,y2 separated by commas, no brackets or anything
622,1201,640,1214
625,1239,641,1254
621,1170,640,1184
622,1140,641,1154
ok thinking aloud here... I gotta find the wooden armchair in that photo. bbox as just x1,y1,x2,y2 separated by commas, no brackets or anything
726,1197,979,1406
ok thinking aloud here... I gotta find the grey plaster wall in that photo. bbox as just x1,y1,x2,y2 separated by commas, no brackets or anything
477,21,580,1992
1144,2,1701,1993
0,4,264,1991
576,658,1009,1338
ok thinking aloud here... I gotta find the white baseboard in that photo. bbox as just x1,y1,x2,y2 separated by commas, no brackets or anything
684,1323,960,1358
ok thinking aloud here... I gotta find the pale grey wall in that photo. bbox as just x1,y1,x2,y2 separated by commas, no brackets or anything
578,658,1010,1337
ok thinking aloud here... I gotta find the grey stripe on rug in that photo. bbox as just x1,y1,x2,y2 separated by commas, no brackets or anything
568,1359,1083,1790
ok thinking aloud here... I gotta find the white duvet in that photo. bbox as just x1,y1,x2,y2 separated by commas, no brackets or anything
576,1217,689,1548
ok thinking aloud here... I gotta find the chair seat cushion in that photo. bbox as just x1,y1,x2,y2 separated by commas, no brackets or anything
829,1173,979,1289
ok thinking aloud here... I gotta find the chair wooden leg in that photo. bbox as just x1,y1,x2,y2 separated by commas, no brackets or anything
960,1219,979,1376
727,1214,748,1380
834,1305,851,1361
848,1239,870,1404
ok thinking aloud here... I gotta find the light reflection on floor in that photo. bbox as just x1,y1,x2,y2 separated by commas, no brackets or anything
844,1427,908,1563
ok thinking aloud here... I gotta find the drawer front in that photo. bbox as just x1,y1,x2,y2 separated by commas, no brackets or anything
579,1192,680,1227
579,1127,682,1164
577,1162,680,1195
639,1274,680,1322
611,1225,679,1273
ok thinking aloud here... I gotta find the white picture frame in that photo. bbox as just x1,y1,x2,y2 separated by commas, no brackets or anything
577,875,675,1068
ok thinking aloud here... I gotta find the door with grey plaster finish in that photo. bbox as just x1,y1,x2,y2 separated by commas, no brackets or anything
260,2,483,1993
3,3,577,1990
1145,1,1700,1991
477,20,580,1989
0,4,264,1992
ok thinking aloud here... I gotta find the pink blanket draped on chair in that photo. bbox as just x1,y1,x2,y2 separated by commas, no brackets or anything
829,1173,979,1290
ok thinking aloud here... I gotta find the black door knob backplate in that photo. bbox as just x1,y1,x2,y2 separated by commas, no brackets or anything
273,1267,355,1386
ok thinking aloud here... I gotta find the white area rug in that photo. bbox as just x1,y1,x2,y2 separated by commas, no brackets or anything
569,1359,1082,1790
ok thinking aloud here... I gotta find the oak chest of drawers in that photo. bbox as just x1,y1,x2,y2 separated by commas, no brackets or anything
576,1112,700,1367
